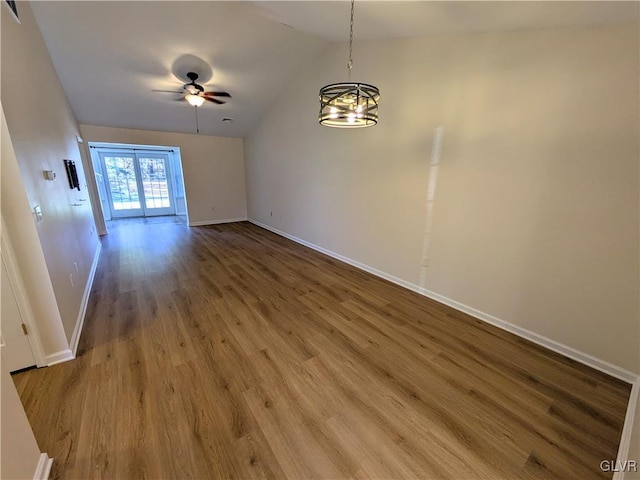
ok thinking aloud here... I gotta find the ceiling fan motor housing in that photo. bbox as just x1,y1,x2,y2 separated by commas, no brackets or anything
186,84,203,95
185,72,204,94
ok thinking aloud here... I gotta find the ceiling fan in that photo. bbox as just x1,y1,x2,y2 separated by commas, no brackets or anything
153,72,231,107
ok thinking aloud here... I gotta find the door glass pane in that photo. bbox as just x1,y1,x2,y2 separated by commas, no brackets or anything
103,156,140,210
139,157,171,209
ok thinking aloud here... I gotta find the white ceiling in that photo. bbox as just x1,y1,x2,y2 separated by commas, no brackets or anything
253,1,638,40
30,1,637,138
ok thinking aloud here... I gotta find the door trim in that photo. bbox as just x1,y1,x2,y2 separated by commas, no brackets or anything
0,218,45,367
33,453,54,480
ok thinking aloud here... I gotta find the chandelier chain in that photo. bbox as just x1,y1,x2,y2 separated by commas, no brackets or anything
347,0,354,81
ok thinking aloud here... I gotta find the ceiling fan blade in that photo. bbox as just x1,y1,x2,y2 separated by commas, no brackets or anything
203,91,231,98
205,97,226,105
152,89,183,93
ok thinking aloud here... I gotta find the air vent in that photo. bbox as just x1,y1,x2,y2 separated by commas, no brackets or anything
4,0,20,22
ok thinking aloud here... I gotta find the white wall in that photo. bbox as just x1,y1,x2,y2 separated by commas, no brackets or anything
0,355,45,480
170,151,187,216
2,2,100,346
1,106,69,360
245,25,639,372
79,125,246,225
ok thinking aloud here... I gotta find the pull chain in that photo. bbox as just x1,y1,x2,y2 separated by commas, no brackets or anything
347,0,354,82
195,106,200,134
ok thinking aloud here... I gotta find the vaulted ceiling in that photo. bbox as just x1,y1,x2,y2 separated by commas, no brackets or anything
30,1,637,137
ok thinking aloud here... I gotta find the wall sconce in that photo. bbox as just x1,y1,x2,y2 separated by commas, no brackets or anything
43,170,56,181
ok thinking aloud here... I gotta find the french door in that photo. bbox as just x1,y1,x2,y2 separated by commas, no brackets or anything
99,151,175,218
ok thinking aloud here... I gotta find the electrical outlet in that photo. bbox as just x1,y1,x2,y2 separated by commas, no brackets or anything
422,257,430,267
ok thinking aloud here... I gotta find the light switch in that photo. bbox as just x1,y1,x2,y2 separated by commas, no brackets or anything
33,204,43,222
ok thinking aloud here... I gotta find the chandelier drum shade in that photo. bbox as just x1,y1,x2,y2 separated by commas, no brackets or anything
318,0,380,128
319,82,379,128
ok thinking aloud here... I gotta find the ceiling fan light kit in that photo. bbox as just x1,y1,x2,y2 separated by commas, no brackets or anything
186,93,205,107
319,0,379,128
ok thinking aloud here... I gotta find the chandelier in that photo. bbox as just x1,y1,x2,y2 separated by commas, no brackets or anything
318,0,380,128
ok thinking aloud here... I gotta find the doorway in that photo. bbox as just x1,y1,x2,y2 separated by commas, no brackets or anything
1,254,36,372
99,150,175,218
89,144,187,222
0,227,45,372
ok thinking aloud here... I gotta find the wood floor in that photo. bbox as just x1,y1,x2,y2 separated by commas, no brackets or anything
13,217,630,479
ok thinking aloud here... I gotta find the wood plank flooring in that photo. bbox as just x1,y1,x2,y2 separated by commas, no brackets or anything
13,217,631,479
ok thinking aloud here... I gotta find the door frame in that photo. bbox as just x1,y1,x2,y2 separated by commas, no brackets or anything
0,219,45,368
94,146,180,220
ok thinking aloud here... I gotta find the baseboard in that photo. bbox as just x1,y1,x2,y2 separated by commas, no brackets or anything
45,348,74,367
416,286,639,384
248,218,639,383
70,243,102,356
615,378,640,480
33,453,53,480
189,217,248,227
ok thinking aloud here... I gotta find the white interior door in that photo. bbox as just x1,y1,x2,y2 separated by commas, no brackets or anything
1,255,36,372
